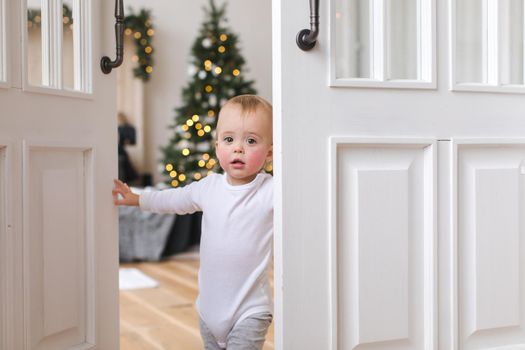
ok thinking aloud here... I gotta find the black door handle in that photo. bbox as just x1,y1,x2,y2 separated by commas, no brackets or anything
296,0,319,51
101,0,125,74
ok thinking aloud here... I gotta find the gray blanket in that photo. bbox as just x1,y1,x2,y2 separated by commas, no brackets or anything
119,206,176,262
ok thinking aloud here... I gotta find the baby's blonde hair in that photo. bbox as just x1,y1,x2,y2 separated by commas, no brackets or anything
222,95,272,119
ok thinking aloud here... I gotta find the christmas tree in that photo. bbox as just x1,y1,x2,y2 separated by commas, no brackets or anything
161,0,257,187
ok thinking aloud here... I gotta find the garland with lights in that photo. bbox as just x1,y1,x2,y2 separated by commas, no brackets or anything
27,6,155,82
161,0,271,188
124,8,155,82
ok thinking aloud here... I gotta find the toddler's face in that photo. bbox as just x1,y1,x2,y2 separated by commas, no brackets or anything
215,104,272,186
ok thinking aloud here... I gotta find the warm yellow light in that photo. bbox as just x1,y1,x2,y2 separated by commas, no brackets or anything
134,31,142,39
204,125,212,133
195,123,203,130
178,174,186,181
147,29,155,36
206,162,214,169
171,180,179,187
220,34,228,41
125,28,133,36
145,66,153,73
203,153,210,160
192,115,200,122
207,170,214,176
214,67,222,74
207,110,215,117
186,120,194,127
265,164,273,172
140,38,147,45
218,46,226,53
205,85,213,93
194,173,202,180
165,164,174,172
169,170,177,178
184,132,191,139
198,160,206,167
204,59,212,66
182,148,190,156
132,55,139,62
197,130,205,137
145,46,153,54
209,159,216,165
233,69,240,76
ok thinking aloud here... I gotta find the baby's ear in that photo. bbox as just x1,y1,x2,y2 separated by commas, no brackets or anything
266,145,273,160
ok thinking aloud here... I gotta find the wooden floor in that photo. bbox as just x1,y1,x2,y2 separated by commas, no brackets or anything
120,256,274,350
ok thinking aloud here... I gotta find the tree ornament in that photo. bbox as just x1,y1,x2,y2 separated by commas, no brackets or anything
188,65,197,76
209,94,217,106
202,38,212,48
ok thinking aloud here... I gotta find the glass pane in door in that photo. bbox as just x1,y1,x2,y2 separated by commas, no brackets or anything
501,0,524,85
335,0,371,78
62,0,75,90
0,0,5,82
334,0,432,82
27,0,43,86
387,0,418,80
455,0,525,86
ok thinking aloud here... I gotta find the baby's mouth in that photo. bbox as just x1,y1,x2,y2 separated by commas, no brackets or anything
231,158,245,165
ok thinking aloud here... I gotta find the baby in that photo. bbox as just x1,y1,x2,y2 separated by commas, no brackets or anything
113,95,274,350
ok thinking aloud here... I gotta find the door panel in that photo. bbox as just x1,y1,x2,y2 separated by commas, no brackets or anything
0,0,118,349
456,141,525,350
275,0,525,348
331,139,437,350
26,145,92,350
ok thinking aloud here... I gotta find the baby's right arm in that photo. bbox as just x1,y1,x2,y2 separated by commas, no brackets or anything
112,179,140,206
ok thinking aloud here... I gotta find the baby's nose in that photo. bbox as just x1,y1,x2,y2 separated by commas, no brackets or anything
234,144,244,153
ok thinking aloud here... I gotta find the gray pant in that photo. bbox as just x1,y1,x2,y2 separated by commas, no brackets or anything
199,312,273,350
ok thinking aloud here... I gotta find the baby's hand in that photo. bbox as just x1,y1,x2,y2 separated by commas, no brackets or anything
112,179,140,206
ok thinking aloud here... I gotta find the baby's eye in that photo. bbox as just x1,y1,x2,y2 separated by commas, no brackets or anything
224,136,233,143
247,138,257,145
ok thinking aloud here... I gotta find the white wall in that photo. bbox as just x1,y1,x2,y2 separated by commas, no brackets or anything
121,0,272,184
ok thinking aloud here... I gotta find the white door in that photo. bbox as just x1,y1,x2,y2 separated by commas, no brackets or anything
0,0,119,349
274,0,525,349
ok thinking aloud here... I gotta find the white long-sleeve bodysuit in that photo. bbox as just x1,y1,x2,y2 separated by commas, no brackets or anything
139,173,273,348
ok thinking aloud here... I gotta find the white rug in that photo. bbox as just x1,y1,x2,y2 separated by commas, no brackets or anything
119,268,159,290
